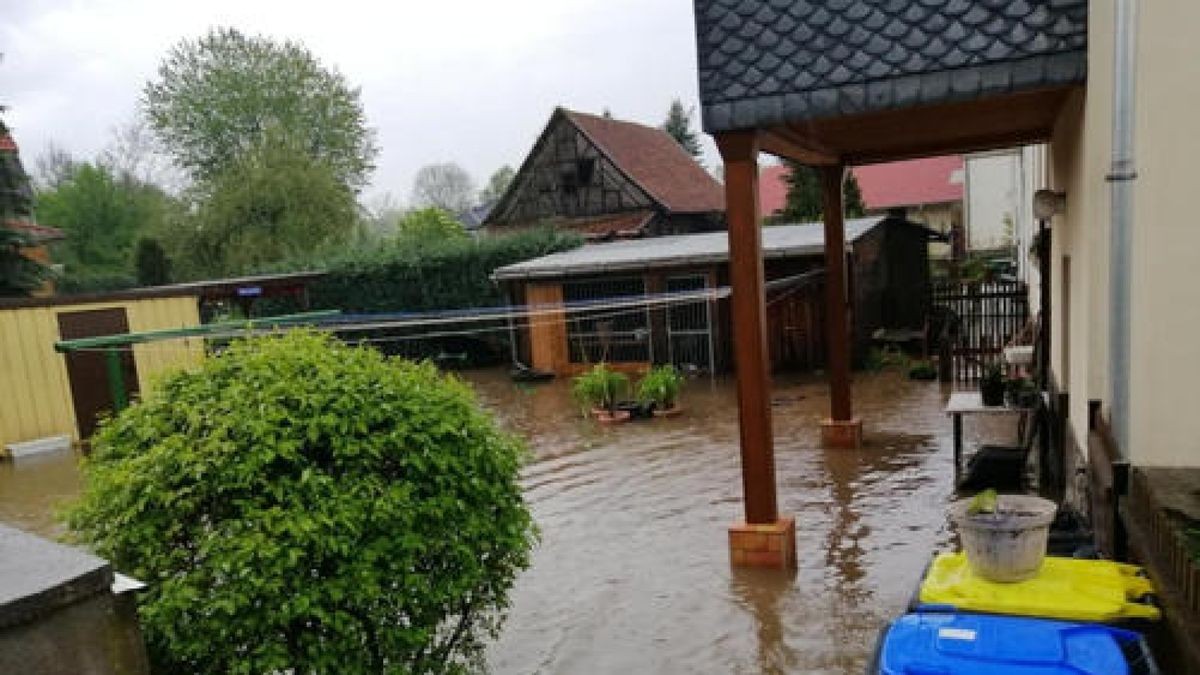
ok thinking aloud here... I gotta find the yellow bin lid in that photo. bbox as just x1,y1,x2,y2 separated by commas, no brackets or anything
918,552,1161,622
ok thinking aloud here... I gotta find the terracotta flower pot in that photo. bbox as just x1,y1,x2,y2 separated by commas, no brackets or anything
652,405,683,418
590,408,631,424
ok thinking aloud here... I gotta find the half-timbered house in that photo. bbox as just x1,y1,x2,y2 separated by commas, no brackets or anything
483,108,725,240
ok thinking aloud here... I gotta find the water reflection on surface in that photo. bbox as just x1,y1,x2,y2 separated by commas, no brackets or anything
474,368,985,675
0,367,1014,674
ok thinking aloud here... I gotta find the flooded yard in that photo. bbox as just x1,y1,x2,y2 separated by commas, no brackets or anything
0,367,1012,674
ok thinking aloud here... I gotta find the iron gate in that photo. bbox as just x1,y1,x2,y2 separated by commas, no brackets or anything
665,275,715,372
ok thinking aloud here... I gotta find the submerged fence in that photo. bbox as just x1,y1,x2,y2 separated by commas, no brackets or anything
931,279,1030,381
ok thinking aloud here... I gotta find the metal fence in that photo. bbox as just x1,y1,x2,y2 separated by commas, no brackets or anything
931,279,1030,381
665,275,715,372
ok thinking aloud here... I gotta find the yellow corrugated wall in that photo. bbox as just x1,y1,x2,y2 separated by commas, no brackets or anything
0,295,204,449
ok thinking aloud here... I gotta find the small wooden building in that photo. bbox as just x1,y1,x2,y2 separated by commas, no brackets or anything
0,272,324,453
0,289,203,452
494,215,934,376
483,108,725,239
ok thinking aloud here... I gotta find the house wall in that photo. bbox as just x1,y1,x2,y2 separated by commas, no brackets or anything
0,296,203,450
1127,0,1200,467
1049,0,1200,468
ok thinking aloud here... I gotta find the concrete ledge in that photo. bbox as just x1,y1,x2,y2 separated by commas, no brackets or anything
729,516,797,569
820,417,863,449
0,524,112,629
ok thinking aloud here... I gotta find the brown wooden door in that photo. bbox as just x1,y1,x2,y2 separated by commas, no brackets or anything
57,308,140,442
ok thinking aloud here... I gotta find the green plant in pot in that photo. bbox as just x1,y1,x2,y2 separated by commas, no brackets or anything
638,365,684,416
571,363,630,422
1005,375,1040,408
980,361,1006,406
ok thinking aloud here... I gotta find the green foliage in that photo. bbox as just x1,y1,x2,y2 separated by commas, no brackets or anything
863,346,909,372
144,27,377,191
480,165,515,204
775,161,866,223
661,99,702,159
56,270,138,294
134,237,172,286
907,359,938,380
1,118,51,295
394,207,468,245
637,365,683,409
967,489,999,516
309,226,583,313
170,133,359,278
981,360,1005,386
0,227,49,296
571,363,629,414
66,332,535,674
36,162,174,278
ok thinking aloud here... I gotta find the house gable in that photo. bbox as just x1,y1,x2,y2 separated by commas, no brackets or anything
487,110,657,229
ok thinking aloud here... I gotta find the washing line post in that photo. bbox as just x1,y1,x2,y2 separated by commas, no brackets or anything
104,348,129,412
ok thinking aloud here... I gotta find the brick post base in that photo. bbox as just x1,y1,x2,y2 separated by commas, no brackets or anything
820,417,863,449
729,516,797,569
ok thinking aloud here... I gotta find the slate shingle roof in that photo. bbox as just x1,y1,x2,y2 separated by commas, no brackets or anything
693,0,1088,133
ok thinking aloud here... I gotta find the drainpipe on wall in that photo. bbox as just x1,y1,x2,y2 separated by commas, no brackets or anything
1108,0,1138,454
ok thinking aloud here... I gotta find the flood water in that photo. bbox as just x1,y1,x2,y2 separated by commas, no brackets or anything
0,368,1015,674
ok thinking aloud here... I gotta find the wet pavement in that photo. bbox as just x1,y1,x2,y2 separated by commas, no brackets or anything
0,367,1016,674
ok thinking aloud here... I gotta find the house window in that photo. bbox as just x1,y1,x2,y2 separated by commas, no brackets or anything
562,277,651,364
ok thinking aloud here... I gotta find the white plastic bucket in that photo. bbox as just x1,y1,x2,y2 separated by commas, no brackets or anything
950,495,1057,582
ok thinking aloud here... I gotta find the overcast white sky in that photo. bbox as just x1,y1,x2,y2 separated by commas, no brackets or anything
1,0,756,205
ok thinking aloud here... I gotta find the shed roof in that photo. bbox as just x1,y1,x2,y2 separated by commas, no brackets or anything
494,216,884,280
694,0,1087,134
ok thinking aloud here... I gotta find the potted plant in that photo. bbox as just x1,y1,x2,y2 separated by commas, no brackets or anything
1005,376,1040,408
638,365,685,417
980,361,1006,406
571,363,630,423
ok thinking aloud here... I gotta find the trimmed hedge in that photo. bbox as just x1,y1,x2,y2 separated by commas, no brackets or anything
308,227,582,313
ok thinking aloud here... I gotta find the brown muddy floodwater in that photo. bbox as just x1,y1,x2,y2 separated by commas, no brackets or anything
0,368,1015,674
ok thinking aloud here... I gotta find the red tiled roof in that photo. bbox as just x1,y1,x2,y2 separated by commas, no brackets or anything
0,134,17,152
759,164,789,217
4,219,65,243
852,156,964,210
757,156,964,215
565,110,724,214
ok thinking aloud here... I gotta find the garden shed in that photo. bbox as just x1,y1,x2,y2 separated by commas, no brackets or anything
493,214,935,376
0,289,204,453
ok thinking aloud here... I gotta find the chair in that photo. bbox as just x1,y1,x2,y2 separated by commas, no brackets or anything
958,403,1045,493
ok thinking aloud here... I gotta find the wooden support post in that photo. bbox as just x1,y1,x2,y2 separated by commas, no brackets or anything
718,131,795,569
715,131,780,527
819,165,862,448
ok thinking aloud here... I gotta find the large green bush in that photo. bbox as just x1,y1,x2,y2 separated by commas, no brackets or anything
67,331,535,674
309,227,582,313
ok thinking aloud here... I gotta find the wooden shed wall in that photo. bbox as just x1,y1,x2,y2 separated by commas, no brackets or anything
0,296,203,449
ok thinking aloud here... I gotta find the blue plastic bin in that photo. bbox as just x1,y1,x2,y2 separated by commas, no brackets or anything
875,612,1159,674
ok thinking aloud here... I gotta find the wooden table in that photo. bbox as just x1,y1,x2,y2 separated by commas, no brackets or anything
945,390,1034,478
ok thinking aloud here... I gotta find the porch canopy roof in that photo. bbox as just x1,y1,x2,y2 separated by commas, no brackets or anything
493,216,883,281
693,0,1087,164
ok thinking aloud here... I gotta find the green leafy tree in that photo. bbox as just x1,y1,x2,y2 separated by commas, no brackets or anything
134,237,171,286
479,165,515,204
0,118,49,295
144,27,377,191
776,161,866,223
67,331,536,674
36,163,170,276
394,207,467,244
173,133,358,278
662,98,702,159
